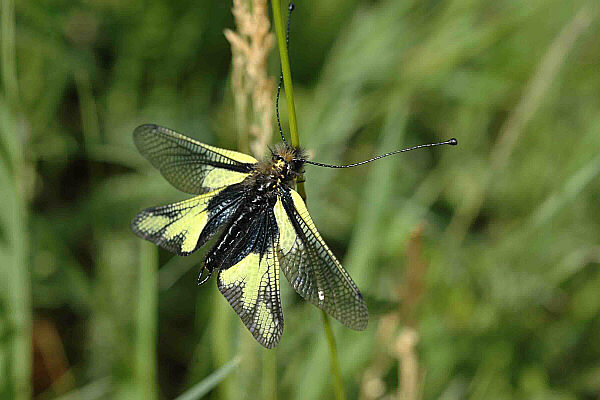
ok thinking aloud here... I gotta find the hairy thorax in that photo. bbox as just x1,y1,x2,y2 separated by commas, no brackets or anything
247,144,307,194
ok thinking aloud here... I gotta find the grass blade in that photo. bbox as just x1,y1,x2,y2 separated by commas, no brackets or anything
53,377,112,400
175,356,241,400
1,1,30,397
135,242,158,400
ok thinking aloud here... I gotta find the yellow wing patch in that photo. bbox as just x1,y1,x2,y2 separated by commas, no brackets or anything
217,247,283,348
131,189,223,255
277,189,369,331
202,168,251,190
200,142,259,164
274,198,296,254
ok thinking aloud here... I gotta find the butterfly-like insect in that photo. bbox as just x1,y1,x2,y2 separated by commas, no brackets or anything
131,124,456,347
131,3,457,348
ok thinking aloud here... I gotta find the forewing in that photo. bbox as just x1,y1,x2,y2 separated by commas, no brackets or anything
131,186,244,255
134,124,258,194
217,210,283,348
275,189,368,330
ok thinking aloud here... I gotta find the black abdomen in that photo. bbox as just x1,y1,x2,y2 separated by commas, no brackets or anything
204,181,278,272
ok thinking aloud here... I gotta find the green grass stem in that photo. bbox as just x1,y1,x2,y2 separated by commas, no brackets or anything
210,291,236,399
0,142,30,400
175,356,241,400
320,311,345,400
53,377,112,400
1,0,31,398
271,0,306,199
261,348,277,400
1,0,18,104
135,242,158,400
271,1,343,398
270,0,298,146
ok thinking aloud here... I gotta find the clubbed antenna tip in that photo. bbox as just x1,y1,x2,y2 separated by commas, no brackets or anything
300,137,459,169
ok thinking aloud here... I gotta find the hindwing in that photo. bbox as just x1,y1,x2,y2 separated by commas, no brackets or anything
275,188,368,330
131,184,245,255
134,124,258,194
216,208,283,348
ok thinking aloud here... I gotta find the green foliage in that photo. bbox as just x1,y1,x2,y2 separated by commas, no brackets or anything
2,0,600,399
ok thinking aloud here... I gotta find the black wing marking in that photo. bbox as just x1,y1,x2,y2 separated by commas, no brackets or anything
133,124,258,194
216,208,284,348
131,184,245,255
275,188,368,330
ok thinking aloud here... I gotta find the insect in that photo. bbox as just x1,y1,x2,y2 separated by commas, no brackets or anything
131,124,456,347
131,3,457,348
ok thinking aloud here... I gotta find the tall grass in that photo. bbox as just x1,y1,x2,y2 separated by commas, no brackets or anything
1,0,31,399
5,0,600,399
135,242,158,400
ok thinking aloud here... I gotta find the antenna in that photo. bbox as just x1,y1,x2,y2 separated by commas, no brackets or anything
276,2,295,146
298,138,458,168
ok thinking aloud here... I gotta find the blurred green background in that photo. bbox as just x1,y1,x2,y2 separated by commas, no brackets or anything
2,0,600,399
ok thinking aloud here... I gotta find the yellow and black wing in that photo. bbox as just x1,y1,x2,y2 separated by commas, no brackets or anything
131,184,245,256
216,210,284,348
274,188,368,330
133,124,258,194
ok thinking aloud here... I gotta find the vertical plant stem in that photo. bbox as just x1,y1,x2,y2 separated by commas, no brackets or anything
270,0,298,144
1,0,18,103
211,291,236,400
320,311,345,400
270,0,305,197
1,0,31,399
261,349,277,400
1,153,29,400
270,1,341,398
135,242,158,400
